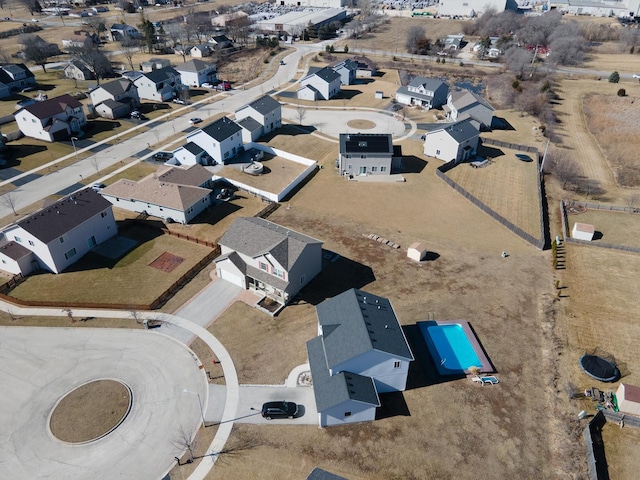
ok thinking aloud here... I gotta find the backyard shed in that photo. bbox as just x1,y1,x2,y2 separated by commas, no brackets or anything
616,383,640,416
375,91,383,99
407,242,428,262
572,222,595,241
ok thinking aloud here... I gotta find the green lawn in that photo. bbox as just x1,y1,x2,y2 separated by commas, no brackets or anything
9,225,213,306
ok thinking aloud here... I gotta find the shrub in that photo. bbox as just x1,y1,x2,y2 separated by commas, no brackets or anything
617,88,626,97
344,45,349,53
459,61,464,67
608,71,620,83
512,79,520,90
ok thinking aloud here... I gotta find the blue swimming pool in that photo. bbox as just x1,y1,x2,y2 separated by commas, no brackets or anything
419,322,483,374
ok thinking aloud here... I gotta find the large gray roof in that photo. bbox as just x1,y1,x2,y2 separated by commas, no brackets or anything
94,78,134,96
218,217,322,270
304,66,340,84
237,116,262,132
307,336,380,412
316,289,414,368
339,133,393,155
144,66,179,83
201,116,242,142
439,118,479,143
175,59,216,73
14,188,112,244
408,76,446,91
0,240,32,260
236,95,280,116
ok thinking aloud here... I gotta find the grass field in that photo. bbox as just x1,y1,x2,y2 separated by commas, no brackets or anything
445,146,542,240
567,209,640,248
9,225,213,306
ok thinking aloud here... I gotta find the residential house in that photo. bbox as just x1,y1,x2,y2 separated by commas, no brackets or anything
190,44,212,58
16,35,60,60
63,59,95,82
0,188,117,275
61,32,99,50
331,58,357,85
234,95,281,142
99,164,213,224
442,33,464,52
215,217,323,304
338,133,402,177
352,56,377,77
89,78,140,119
298,67,341,101
445,89,494,129
186,116,243,165
172,142,213,166
423,118,480,163
175,59,217,87
396,76,449,109
133,66,183,102
307,288,414,427
109,23,141,41
0,64,36,97
140,58,171,73
209,34,233,49
15,94,87,142
0,241,36,276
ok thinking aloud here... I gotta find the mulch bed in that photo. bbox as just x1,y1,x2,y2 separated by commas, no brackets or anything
148,251,185,273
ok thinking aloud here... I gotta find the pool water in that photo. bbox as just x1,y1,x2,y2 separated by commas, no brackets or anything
422,323,481,372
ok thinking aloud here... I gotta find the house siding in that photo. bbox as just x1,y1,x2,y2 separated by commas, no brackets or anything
320,400,377,427
329,350,411,392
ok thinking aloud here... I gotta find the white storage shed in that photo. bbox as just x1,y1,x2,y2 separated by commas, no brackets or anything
616,383,640,416
572,222,595,241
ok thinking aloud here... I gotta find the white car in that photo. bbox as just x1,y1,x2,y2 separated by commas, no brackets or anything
201,83,213,88
633,74,640,79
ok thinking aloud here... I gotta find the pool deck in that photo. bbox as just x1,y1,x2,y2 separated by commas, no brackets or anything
418,320,494,376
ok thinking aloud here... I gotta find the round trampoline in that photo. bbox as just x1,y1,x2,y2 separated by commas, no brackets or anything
579,354,620,382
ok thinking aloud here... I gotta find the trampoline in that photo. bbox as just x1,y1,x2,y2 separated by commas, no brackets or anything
579,354,620,382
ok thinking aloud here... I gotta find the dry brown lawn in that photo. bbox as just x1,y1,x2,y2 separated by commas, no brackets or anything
446,147,542,240
567,209,640,248
601,422,640,480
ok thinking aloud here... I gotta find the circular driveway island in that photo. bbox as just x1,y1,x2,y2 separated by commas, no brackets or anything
0,326,207,480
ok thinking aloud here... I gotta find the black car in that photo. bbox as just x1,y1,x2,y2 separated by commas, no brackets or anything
261,401,298,420
153,152,173,161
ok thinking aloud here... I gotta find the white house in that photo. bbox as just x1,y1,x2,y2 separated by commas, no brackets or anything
338,133,402,177
234,95,281,142
140,58,171,73
15,94,87,142
572,222,595,241
423,118,480,163
186,116,243,165
0,64,36,98
63,59,95,82
396,76,449,109
89,78,140,119
0,241,36,276
215,217,323,304
99,164,212,224
0,188,116,275
109,23,141,41
307,288,414,427
616,383,640,416
175,59,217,87
331,59,357,86
172,141,213,166
298,67,341,101
445,89,495,129
190,44,212,58
133,66,183,102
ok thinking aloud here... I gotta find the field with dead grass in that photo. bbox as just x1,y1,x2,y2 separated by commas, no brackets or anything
566,209,640,248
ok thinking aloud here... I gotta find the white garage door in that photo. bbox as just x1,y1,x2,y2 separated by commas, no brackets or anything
219,268,244,288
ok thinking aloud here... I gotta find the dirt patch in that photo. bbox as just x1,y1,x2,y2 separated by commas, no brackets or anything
346,119,376,129
49,380,131,443
149,251,185,273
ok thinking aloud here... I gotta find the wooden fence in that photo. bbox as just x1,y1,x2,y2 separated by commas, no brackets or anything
480,137,541,155
0,273,25,295
255,202,280,219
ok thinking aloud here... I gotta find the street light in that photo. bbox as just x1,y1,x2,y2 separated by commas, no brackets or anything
70,136,79,163
183,388,206,427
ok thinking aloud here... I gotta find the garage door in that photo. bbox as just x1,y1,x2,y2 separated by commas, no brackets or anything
219,268,244,288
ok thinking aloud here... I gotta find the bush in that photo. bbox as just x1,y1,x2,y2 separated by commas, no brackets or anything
608,71,620,83
344,45,349,53
459,61,464,67
617,88,626,97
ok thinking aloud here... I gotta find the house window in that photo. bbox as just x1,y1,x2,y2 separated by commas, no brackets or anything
59,235,68,244
87,235,97,248
347,164,352,169
394,361,401,369
1,259,5,264
371,166,378,172
300,273,306,285
436,149,441,155
344,412,352,417
64,248,77,260
259,261,268,272
101,211,107,218
14,236,22,243
381,166,387,172
273,268,285,279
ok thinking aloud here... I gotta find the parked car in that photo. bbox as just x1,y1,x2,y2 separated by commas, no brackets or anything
173,98,186,105
260,401,298,420
153,152,173,161
130,110,146,120
633,73,640,79
215,81,231,91
91,183,106,192
189,117,202,125
201,82,213,88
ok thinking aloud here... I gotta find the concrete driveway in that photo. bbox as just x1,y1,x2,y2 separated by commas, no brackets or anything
0,327,207,480
206,384,317,426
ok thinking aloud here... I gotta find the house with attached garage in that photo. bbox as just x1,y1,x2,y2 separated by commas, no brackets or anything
234,95,281,142
89,78,140,119
133,66,183,102
172,141,213,166
15,94,87,142
445,89,494,129
298,66,341,101
330,58,357,85
0,188,116,275
0,64,36,98
109,23,141,41
306,288,414,427
63,59,95,82
175,59,217,87
338,133,402,177
99,164,212,224
186,116,243,165
215,217,323,305
395,76,449,110
423,118,480,163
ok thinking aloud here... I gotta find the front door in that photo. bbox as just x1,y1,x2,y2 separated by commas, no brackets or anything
359,166,366,175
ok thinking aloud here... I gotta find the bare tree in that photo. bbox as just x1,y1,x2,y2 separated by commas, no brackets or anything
296,104,307,125
70,46,112,85
18,0,41,15
63,308,75,323
84,17,107,38
120,38,141,71
505,47,533,78
544,149,582,190
22,37,54,73
0,191,18,215
405,26,425,55
90,155,101,174
172,425,197,464
627,192,640,209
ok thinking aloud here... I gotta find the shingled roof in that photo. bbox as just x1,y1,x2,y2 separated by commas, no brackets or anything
201,116,242,142
19,94,82,119
236,95,280,116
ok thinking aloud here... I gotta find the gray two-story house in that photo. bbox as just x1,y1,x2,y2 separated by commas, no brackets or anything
338,133,402,177
395,76,449,109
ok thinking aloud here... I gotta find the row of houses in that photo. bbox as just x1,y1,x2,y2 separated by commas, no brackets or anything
297,57,376,101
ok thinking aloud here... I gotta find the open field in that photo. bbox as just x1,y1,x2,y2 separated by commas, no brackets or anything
566,209,640,248
9,224,213,305
216,154,308,194
445,147,542,239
